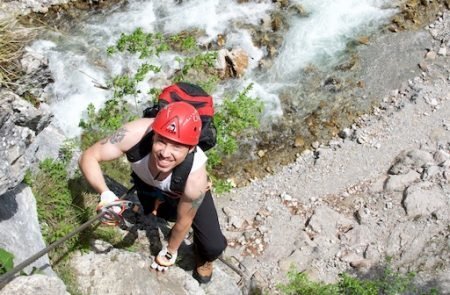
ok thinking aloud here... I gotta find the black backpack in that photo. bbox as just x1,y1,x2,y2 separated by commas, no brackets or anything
126,82,216,194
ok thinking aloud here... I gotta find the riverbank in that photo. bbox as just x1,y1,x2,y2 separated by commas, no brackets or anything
215,10,450,293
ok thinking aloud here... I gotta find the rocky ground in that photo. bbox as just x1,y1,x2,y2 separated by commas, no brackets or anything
214,10,450,294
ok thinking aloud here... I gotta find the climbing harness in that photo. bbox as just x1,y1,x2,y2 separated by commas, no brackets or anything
0,185,136,288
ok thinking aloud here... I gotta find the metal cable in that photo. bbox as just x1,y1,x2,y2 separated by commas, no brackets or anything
0,185,135,288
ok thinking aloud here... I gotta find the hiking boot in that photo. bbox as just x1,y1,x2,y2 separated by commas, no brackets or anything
193,258,213,284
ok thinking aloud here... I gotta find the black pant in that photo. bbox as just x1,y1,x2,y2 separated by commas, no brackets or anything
136,185,227,262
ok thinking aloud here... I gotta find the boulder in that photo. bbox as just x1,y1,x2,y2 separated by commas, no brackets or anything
402,182,447,218
0,274,68,295
0,90,52,195
216,48,249,79
0,184,55,277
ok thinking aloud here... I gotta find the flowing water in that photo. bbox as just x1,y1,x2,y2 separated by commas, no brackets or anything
28,0,402,183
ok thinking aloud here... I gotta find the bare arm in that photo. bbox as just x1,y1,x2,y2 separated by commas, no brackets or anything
78,118,153,194
167,164,209,253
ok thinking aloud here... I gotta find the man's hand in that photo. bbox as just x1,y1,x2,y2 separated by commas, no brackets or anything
96,191,120,211
150,247,177,272
96,191,121,225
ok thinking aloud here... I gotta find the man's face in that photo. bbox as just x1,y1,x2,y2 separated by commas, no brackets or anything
151,133,191,173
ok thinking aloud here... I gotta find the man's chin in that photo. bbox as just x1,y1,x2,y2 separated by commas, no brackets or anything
156,163,173,172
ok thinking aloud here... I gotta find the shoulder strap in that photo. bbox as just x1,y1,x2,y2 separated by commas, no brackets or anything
126,131,195,194
170,148,196,194
125,131,154,162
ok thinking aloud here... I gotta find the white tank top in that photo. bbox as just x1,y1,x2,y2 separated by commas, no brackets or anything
130,148,207,193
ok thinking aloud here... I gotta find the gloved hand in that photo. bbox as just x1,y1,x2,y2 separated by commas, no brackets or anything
150,247,177,272
96,190,120,211
96,191,122,224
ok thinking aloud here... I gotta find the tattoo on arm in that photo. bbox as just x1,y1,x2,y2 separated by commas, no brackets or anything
191,192,205,210
101,128,128,145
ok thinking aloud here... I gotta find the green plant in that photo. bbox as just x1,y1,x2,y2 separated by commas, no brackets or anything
375,262,417,295
79,98,138,149
0,248,14,275
277,262,436,295
208,83,263,169
23,169,33,186
54,261,83,295
278,271,338,295
33,158,83,248
338,273,378,295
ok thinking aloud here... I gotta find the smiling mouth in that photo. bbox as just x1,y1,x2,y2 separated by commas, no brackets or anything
157,157,172,168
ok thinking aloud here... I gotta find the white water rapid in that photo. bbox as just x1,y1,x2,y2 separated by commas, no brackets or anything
30,0,397,138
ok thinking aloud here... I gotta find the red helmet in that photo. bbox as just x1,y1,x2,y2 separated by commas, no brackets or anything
152,101,202,146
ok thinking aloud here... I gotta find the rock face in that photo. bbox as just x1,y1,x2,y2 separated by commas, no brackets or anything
70,238,242,295
0,184,55,276
0,274,68,295
0,90,52,196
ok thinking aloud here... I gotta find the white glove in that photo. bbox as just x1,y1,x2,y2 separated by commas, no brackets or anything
96,190,120,214
150,247,178,272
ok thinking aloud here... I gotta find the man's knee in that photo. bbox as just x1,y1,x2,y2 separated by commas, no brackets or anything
200,237,227,261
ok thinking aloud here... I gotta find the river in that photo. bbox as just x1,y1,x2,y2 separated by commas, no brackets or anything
28,0,404,183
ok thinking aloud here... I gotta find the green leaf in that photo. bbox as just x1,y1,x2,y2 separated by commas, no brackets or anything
0,248,15,275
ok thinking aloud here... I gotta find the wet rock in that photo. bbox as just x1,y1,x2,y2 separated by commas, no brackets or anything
338,128,353,139
357,36,370,45
216,48,249,79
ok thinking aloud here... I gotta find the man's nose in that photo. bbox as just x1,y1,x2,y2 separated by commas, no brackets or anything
160,145,171,157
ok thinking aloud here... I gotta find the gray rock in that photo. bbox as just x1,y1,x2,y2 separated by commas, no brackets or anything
421,165,442,180
434,150,450,164
383,170,421,192
70,247,241,295
402,182,447,218
388,149,434,175
306,206,354,239
0,274,68,295
71,248,203,295
278,248,314,274
0,90,52,195
0,184,55,276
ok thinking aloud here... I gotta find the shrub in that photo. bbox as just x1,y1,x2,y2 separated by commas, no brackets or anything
277,262,438,295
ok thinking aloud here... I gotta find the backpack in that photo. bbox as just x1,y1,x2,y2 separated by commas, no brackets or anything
125,82,216,194
143,82,217,152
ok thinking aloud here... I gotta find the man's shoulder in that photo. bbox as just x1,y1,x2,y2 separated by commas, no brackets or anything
116,118,154,152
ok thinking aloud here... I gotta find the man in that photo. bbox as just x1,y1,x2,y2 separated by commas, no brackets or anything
78,93,227,284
